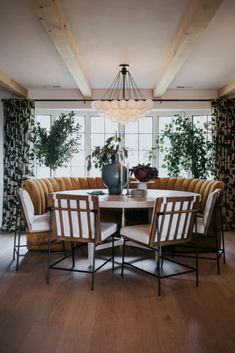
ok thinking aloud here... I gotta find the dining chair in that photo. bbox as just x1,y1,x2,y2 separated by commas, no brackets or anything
120,195,200,296
13,188,51,270
194,188,226,274
48,194,118,290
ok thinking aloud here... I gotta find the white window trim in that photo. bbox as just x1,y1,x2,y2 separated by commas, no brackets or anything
35,108,211,177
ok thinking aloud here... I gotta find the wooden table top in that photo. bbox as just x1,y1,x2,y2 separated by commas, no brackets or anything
48,189,200,209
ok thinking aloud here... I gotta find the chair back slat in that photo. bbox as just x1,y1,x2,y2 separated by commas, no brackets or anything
52,194,101,243
150,196,200,247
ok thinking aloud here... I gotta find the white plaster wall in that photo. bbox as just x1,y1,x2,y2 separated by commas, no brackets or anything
0,89,16,227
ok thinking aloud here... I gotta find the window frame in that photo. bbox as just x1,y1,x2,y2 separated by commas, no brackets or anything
35,108,211,178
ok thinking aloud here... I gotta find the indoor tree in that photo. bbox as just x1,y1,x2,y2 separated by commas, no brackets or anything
152,115,214,179
34,111,81,176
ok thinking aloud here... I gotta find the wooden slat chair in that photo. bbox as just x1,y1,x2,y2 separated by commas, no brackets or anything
120,195,200,296
48,194,118,290
13,188,51,270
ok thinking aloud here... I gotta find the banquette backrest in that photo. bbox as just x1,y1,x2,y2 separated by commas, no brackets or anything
23,177,224,216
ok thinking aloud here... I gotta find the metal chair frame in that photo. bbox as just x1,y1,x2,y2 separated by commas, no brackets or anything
121,196,200,296
170,190,226,275
47,194,116,290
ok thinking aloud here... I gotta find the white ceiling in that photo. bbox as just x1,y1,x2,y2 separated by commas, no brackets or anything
0,0,234,95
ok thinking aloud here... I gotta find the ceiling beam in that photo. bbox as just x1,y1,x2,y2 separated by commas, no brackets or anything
218,78,235,97
0,69,28,97
154,0,224,98
28,0,92,97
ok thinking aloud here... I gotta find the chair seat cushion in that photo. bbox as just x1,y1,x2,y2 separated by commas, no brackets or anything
120,224,150,245
101,222,117,241
195,217,205,234
30,212,50,232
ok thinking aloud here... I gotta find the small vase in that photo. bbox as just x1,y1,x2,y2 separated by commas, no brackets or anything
102,155,127,195
137,182,148,190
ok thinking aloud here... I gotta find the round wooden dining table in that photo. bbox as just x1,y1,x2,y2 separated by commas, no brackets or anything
52,188,200,209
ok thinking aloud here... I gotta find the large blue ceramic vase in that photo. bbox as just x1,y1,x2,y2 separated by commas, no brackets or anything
102,155,127,195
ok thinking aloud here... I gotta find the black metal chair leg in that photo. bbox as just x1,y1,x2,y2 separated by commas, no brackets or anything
13,228,17,261
157,247,161,296
112,236,114,272
91,242,96,290
215,227,220,275
221,227,226,264
121,238,126,276
71,242,75,268
16,229,21,271
160,247,164,269
195,233,199,287
47,213,53,284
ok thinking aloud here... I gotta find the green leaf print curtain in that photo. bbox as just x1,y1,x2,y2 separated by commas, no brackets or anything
211,98,235,230
1,99,35,231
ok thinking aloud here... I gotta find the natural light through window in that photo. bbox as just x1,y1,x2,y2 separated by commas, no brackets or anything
35,110,211,179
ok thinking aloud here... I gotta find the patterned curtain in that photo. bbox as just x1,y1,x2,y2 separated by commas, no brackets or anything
211,98,235,230
1,99,35,231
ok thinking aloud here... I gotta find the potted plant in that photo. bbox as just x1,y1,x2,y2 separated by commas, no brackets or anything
130,163,159,182
86,134,128,194
34,111,81,176
151,115,214,179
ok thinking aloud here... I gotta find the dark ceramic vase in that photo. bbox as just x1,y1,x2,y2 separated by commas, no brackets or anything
102,156,127,195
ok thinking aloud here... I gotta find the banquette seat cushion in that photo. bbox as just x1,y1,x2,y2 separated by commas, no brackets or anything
23,177,224,250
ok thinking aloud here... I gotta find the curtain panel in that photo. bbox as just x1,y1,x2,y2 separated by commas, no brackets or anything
1,99,35,231
211,98,235,230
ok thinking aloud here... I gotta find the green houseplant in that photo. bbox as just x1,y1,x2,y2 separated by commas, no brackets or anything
87,134,128,194
86,133,128,171
34,111,81,174
152,115,214,179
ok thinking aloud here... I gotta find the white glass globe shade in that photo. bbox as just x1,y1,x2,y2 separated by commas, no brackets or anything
119,100,127,110
111,109,119,118
111,100,118,110
119,110,127,119
128,99,136,109
136,100,145,110
102,101,111,111
92,100,102,110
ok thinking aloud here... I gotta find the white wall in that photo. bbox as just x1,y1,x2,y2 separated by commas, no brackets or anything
0,88,16,227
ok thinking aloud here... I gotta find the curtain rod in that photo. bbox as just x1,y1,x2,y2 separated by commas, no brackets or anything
35,98,213,102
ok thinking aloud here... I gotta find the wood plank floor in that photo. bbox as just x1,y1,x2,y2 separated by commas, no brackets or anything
0,231,235,353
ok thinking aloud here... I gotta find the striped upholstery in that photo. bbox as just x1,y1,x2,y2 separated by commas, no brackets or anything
24,177,224,216
22,177,224,250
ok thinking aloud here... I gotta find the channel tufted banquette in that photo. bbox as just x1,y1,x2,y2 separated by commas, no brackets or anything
23,177,224,250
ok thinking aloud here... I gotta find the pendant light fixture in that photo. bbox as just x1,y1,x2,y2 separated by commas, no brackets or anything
91,64,153,124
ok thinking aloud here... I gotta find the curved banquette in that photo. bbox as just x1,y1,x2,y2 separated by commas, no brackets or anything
23,177,224,250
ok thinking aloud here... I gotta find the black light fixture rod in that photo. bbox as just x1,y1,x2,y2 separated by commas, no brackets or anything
120,64,129,100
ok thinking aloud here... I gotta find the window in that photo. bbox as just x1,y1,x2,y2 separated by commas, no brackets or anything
90,116,119,176
35,114,51,178
35,109,211,178
158,116,178,177
55,115,86,177
124,117,153,167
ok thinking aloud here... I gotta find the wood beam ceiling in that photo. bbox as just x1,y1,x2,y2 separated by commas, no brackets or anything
28,0,92,98
154,0,224,98
218,78,235,97
0,69,28,97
